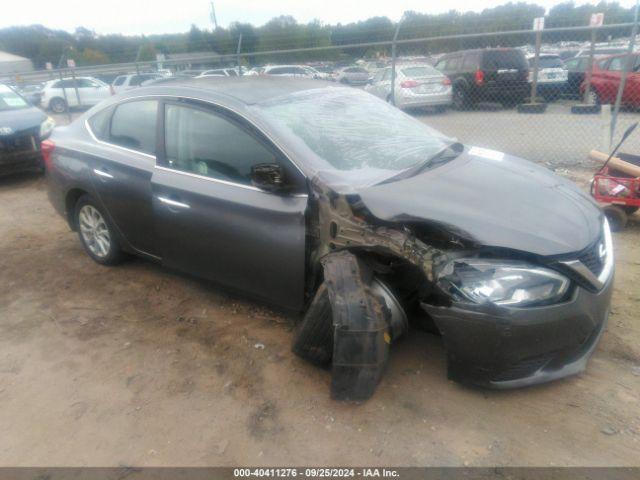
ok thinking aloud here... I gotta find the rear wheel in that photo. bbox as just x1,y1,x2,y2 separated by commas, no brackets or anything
603,205,627,231
74,195,124,265
49,97,68,113
452,86,468,110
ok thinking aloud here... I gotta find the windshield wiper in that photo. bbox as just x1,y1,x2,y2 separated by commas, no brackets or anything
378,142,464,185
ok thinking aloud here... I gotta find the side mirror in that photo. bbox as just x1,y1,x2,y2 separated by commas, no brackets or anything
251,163,285,192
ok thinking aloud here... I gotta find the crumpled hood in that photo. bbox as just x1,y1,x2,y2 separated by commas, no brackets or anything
357,147,603,256
0,107,46,134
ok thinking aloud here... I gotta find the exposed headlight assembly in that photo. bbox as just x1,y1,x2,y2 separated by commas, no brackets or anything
39,116,55,139
436,259,570,307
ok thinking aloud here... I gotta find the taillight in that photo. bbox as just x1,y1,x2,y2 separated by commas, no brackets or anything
474,69,485,85
400,79,419,88
41,139,55,170
442,76,451,86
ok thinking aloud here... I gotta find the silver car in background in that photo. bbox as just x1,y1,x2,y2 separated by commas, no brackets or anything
365,64,452,111
335,66,370,85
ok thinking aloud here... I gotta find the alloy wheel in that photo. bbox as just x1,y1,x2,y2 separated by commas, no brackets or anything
78,205,111,258
51,98,67,113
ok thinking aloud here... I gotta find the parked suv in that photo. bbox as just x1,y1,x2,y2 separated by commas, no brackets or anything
41,77,111,113
435,48,529,108
526,54,567,101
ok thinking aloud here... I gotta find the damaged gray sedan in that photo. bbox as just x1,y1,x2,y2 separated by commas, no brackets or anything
44,77,613,400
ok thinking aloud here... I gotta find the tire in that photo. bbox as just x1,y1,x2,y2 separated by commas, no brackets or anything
587,89,601,106
452,86,468,110
292,284,334,368
49,97,68,113
622,205,639,215
603,205,627,231
74,194,124,265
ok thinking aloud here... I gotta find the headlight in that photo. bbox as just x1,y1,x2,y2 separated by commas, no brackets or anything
436,259,570,307
39,116,55,139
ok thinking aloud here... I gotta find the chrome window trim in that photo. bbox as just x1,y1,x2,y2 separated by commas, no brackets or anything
155,165,308,198
83,93,307,179
85,118,156,161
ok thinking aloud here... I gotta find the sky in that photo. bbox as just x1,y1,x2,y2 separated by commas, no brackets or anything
1,0,639,35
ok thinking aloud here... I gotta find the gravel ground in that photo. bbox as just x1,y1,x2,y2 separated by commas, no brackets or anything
0,108,637,467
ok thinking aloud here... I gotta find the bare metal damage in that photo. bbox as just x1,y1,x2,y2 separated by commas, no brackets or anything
294,180,451,401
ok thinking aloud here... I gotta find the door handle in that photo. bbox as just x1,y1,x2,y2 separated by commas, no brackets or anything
157,196,190,209
93,168,114,179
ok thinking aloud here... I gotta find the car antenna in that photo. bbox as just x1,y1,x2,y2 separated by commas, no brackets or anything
598,121,639,174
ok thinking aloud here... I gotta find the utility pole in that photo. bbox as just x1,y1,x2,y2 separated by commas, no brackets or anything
210,1,218,30
390,15,405,107
611,0,639,144
236,34,243,76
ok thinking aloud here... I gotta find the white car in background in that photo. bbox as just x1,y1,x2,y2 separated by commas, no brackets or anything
262,65,315,78
335,66,370,85
197,68,240,78
365,63,452,111
40,77,111,113
111,73,164,94
527,54,568,100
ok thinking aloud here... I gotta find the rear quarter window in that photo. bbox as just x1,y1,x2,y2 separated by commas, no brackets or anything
108,100,158,155
87,106,114,141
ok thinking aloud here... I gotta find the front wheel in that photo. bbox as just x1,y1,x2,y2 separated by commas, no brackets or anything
49,97,68,113
74,195,124,265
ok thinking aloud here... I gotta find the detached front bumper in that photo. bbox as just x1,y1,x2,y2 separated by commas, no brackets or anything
421,273,613,388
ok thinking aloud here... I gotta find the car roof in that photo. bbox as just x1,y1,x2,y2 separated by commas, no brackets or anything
441,48,521,57
131,76,332,105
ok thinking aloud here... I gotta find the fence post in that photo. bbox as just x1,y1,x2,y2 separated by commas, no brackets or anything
611,0,639,145
390,17,403,106
530,28,541,102
583,27,597,103
134,45,142,75
236,34,243,75
601,104,612,151
58,70,71,123
71,68,81,108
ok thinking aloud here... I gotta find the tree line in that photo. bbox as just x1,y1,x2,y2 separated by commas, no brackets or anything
0,1,638,69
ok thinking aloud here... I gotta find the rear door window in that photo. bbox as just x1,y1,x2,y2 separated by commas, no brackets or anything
446,56,462,72
108,100,158,155
482,50,528,70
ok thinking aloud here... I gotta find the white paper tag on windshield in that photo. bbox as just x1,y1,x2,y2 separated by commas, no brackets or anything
4,97,27,107
469,146,504,161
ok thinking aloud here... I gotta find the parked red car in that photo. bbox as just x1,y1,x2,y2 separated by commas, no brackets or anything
582,53,640,106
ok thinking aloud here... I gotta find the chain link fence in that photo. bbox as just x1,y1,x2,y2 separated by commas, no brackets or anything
5,21,640,173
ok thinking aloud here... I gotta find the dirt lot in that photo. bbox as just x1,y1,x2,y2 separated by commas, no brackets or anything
0,114,639,467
